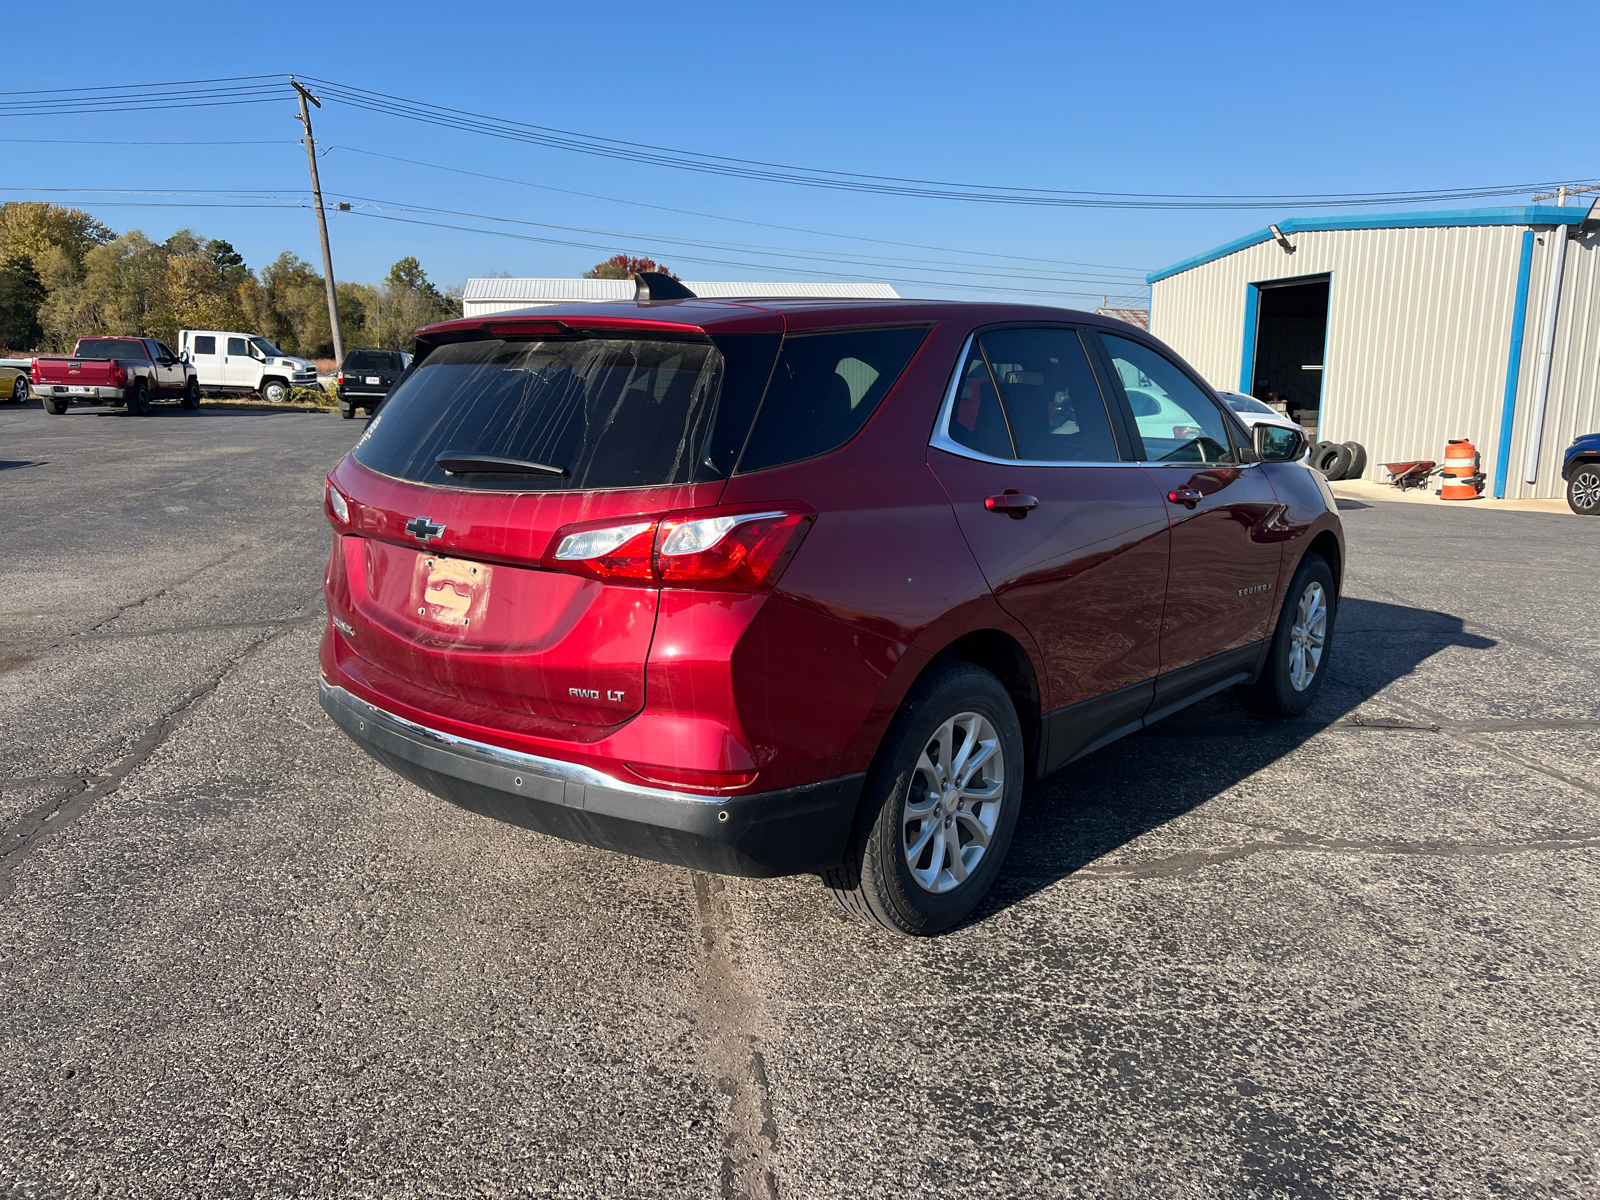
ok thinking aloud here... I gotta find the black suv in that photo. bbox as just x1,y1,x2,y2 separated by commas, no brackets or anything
337,348,410,419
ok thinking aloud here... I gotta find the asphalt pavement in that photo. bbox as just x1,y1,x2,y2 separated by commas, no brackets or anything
1,396,1596,1198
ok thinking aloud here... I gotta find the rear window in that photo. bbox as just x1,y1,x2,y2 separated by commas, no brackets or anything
73,339,148,360
735,327,927,474
353,336,726,492
344,349,405,371
192,336,216,355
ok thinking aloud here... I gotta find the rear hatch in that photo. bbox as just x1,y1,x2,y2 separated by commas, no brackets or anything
326,316,781,733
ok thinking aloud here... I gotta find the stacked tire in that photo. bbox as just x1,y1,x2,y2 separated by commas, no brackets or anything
1311,440,1367,481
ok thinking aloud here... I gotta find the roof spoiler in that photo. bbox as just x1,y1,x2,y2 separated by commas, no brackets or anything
634,272,696,301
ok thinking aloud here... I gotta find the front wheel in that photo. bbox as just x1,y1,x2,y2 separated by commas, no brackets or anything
1567,464,1600,516
825,662,1024,936
9,376,25,404
260,378,289,404
1238,553,1336,717
181,379,201,410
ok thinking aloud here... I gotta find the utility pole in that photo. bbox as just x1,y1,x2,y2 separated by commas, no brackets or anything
291,78,344,366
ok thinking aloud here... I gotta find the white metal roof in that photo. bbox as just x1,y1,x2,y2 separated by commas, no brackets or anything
461,277,899,306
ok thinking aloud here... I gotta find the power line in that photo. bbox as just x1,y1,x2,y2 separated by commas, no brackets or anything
327,192,1150,288
5,72,1588,212
325,144,1152,274
300,76,1588,211
344,208,1145,303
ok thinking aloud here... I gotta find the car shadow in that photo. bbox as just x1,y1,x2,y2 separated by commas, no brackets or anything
974,597,1496,920
0,459,45,470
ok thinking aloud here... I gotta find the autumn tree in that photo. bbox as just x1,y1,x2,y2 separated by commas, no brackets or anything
582,254,677,280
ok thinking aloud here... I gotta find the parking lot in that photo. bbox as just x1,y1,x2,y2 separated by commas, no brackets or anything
1,398,1596,1198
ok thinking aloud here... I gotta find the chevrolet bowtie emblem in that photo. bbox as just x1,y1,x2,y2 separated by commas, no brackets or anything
405,516,445,542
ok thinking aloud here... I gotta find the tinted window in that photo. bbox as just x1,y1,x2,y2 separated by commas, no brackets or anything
736,327,927,473
1101,334,1240,464
354,336,723,492
227,337,249,356
73,339,147,360
344,349,405,372
946,339,1014,459
980,328,1119,462
193,336,216,355
155,342,177,360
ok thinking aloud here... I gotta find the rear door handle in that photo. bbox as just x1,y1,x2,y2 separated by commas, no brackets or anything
1166,487,1204,508
984,490,1039,519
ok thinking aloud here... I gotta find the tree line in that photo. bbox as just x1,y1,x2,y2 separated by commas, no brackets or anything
0,201,462,358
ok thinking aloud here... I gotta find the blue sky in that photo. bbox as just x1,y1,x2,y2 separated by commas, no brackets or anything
5,0,1593,307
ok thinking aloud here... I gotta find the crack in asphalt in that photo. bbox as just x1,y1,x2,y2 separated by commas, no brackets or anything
0,599,317,902
1062,829,1600,881
691,873,779,1200
69,614,322,643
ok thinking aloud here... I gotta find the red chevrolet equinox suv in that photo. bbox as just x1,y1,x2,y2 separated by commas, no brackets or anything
319,291,1342,935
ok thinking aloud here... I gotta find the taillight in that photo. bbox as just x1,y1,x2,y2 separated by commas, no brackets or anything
655,510,809,589
544,508,812,591
109,363,127,386
549,520,656,581
325,480,350,524
336,373,345,386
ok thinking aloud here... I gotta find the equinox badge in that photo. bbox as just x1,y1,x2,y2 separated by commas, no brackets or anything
405,516,445,542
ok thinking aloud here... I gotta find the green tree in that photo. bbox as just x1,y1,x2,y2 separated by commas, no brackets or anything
0,255,45,351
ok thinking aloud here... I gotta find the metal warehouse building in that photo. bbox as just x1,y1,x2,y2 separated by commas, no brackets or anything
1148,203,1600,498
462,278,898,317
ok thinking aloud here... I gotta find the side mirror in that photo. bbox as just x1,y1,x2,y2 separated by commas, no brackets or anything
1254,422,1307,463
180,350,190,364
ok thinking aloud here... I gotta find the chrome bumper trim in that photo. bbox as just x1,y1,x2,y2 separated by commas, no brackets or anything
319,678,722,806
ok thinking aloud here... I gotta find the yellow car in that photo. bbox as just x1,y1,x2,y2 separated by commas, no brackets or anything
0,359,31,405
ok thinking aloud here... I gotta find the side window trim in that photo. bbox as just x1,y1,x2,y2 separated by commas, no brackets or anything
930,324,1146,467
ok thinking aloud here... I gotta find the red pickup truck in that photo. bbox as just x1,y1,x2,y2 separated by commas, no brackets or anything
32,337,200,416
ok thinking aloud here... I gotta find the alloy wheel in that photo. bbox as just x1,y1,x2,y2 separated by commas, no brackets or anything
901,711,1005,894
1573,469,1600,513
1288,581,1328,691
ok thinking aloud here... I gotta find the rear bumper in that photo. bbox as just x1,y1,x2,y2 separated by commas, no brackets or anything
43,385,124,400
319,680,863,876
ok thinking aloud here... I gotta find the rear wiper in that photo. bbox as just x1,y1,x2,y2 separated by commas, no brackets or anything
436,452,568,477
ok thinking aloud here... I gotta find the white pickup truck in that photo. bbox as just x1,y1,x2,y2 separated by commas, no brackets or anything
177,329,319,403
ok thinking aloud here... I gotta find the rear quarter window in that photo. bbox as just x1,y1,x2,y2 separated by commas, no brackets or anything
735,327,928,474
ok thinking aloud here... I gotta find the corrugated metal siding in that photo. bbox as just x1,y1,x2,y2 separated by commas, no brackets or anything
1150,222,1597,496
1517,231,1600,499
461,278,899,315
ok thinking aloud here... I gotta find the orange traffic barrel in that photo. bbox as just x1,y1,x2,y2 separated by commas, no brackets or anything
1440,438,1483,500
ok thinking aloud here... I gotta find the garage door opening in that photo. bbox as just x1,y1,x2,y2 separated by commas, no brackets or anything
1250,275,1329,435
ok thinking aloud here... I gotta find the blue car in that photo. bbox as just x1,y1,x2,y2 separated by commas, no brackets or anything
1564,433,1600,515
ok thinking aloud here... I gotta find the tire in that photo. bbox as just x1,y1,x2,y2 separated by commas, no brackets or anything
8,376,25,404
260,378,289,404
1568,463,1600,516
128,381,150,416
181,378,201,410
1312,443,1352,480
43,394,68,415
1238,553,1337,718
1341,441,1367,479
340,404,356,420
824,662,1024,936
